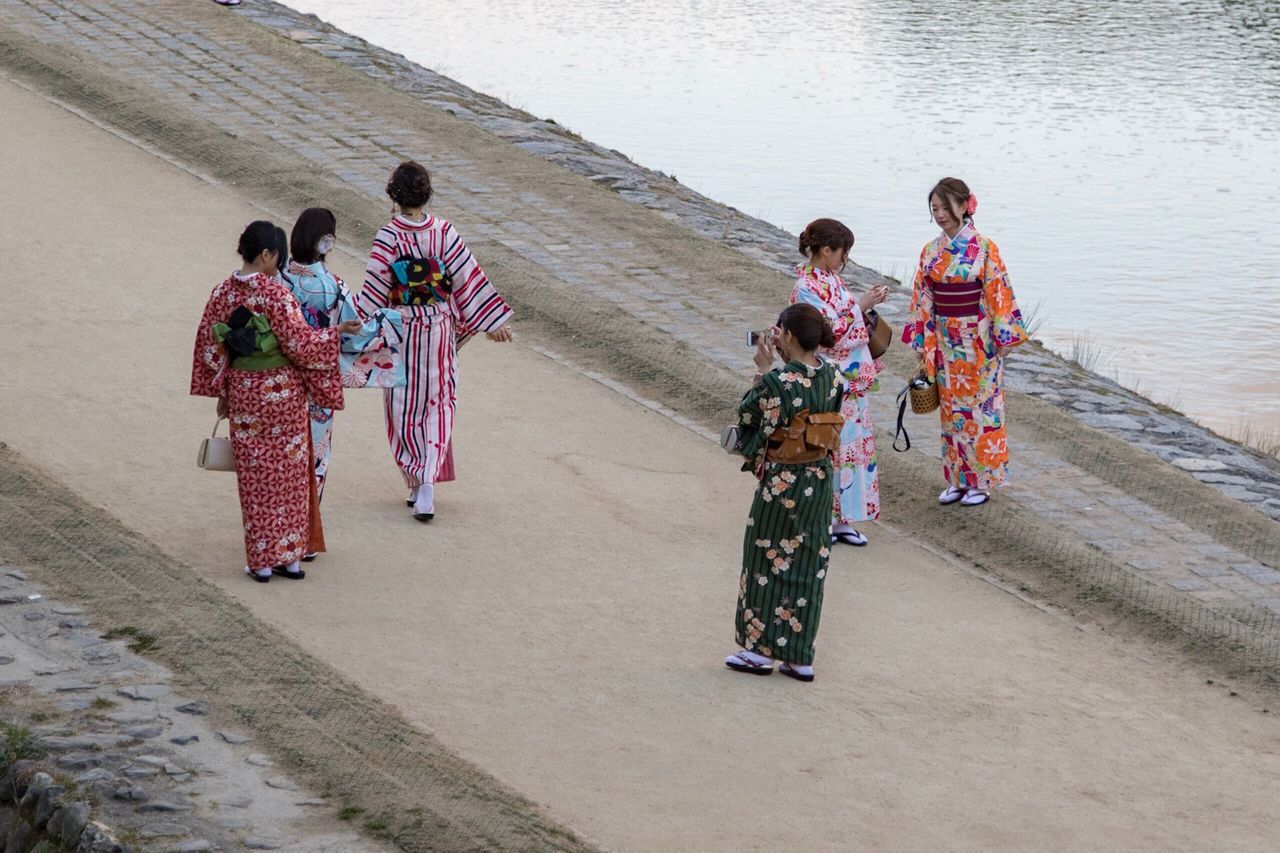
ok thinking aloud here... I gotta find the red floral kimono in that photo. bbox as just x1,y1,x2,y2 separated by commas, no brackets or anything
191,272,343,569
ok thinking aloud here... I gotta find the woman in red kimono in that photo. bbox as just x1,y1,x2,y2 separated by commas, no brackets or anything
191,221,362,582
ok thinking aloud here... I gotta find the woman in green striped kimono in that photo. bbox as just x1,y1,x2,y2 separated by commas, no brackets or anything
726,303,845,683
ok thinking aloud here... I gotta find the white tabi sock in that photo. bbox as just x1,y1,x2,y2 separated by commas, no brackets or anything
245,566,272,579
283,561,302,575
785,663,814,677
413,483,435,515
408,485,419,503
737,650,774,667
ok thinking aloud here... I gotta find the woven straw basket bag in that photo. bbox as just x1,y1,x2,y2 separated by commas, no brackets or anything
908,373,940,415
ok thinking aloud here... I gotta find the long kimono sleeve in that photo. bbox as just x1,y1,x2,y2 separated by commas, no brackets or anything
356,229,396,319
442,221,512,347
190,294,229,398
903,246,940,378
736,373,783,462
981,240,1027,352
793,277,879,396
262,286,341,371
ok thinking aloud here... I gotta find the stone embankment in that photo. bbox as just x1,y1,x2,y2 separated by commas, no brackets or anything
0,568,379,853
235,0,1280,520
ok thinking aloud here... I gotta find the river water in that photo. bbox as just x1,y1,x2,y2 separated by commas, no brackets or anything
284,0,1279,440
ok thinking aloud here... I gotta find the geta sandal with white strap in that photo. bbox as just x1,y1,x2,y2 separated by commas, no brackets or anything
724,651,774,676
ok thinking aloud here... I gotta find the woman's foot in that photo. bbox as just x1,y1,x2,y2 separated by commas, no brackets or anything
406,485,419,507
271,562,306,580
961,489,990,507
779,662,815,683
938,485,965,505
831,524,868,546
213,0,242,6
724,650,774,676
301,552,318,563
412,484,435,522
244,566,271,583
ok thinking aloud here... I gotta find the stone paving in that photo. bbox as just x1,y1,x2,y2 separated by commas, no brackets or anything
0,568,383,852
0,0,1277,632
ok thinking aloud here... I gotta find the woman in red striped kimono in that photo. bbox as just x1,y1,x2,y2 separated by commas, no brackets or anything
191,221,362,582
357,161,514,521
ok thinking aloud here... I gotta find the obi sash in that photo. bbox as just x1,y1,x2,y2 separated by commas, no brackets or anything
213,308,289,371
930,278,982,318
389,255,454,307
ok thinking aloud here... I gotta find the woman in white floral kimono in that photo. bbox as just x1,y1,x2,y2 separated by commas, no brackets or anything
790,218,889,546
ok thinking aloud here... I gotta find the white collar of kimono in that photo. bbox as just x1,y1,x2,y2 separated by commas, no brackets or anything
942,220,976,247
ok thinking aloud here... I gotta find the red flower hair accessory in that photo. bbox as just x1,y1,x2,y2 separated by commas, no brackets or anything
964,193,979,216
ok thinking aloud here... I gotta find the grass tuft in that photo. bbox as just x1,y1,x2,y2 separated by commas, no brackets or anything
102,626,160,654
1,722,46,764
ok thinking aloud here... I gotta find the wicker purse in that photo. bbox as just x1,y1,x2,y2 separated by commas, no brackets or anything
893,374,941,452
908,373,940,414
865,309,892,359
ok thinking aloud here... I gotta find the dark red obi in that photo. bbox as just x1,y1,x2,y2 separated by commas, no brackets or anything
929,278,982,318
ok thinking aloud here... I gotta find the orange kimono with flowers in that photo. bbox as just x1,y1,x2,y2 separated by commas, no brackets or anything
903,223,1027,490
191,272,343,569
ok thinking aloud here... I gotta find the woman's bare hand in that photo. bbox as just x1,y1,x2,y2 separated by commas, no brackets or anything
337,319,364,336
753,328,778,373
486,326,514,343
858,284,890,313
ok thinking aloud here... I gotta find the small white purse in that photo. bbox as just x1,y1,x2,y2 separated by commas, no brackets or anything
197,418,235,472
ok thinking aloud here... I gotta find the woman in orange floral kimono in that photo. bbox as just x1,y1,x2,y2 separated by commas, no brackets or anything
903,178,1027,507
191,221,362,582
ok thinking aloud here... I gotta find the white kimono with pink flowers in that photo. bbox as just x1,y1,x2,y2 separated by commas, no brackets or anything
791,265,883,524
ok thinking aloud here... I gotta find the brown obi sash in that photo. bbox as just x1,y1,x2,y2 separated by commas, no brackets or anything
929,278,982,318
766,409,846,465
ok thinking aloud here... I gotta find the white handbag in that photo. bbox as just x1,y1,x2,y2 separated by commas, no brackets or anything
197,418,235,472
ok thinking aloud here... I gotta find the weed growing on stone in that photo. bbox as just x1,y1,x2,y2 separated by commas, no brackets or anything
1,721,46,764
337,805,364,821
102,626,159,654
363,812,395,841
91,697,115,710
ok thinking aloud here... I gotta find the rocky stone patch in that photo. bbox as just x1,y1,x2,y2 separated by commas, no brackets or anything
0,570,385,852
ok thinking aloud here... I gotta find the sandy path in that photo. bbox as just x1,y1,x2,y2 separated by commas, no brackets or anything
1,77,1277,852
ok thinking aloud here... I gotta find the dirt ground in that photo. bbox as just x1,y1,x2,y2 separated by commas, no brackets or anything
1,76,1278,851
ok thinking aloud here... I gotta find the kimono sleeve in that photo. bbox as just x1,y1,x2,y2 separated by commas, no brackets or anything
190,292,228,398
736,373,784,462
356,229,396,319
261,285,340,371
902,245,933,352
442,221,513,346
334,276,361,326
981,240,1028,352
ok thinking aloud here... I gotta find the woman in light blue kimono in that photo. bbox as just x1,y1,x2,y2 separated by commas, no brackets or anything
282,209,358,559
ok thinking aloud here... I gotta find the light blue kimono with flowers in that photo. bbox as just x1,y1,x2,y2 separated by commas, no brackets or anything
282,260,360,501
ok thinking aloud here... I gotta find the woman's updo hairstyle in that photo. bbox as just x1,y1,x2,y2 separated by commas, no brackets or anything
929,176,974,222
798,218,855,266
237,220,288,273
386,161,433,209
778,303,837,352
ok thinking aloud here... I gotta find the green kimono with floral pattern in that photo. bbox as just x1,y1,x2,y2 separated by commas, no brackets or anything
734,359,844,666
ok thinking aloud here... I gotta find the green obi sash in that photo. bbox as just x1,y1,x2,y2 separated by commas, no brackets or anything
213,311,290,371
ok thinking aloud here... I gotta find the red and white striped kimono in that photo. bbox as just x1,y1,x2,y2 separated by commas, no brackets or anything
356,215,511,490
